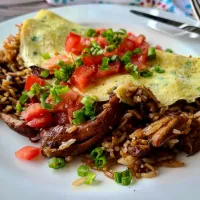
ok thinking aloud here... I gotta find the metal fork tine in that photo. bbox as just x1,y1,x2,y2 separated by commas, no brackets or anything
190,0,200,21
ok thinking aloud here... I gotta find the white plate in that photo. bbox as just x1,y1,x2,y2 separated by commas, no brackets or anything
0,5,200,200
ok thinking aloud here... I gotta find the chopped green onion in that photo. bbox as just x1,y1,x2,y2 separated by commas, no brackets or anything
94,155,107,168
77,165,89,177
140,69,153,78
19,92,29,104
121,51,132,64
41,102,53,110
133,48,141,54
165,48,173,53
100,57,110,70
48,157,65,169
90,41,103,56
82,48,91,57
84,104,95,118
114,169,132,186
84,172,96,185
75,56,83,67
15,102,23,112
125,63,134,73
86,28,97,37
55,61,75,82
132,70,139,79
110,55,119,62
72,109,85,125
114,172,122,183
40,93,49,102
116,28,127,35
54,85,69,95
148,47,156,60
30,83,41,96
121,170,132,186
106,44,116,52
40,69,50,78
153,65,165,73
90,147,103,160
81,96,96,106
42,53,51,60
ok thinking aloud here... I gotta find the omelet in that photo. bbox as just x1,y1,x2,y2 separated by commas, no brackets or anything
20,10,200,106
20,10,88,67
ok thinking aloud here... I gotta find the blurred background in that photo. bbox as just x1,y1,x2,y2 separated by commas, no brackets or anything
0,0,195,22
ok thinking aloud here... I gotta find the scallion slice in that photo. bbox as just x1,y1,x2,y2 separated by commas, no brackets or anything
77,165,89,177
40,69,50,78
81,96,96,106
133,48,141,54
15,102,23,112
114,172,122,183
148,47,156,60
121,51,132,64
90,147,103,160
86,28,97,37
100,57,110,70
19,92,29,104
165,48,173,53
94,155,107,168
72,109,85,125
106,44,116,52
110,55,119,62
140,69,153,78
84,173,96,185
154,65,165,73
48,157,65,169
75,56,83,67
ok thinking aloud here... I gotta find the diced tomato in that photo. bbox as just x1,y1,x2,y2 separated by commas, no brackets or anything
118,38,135,55
82,55,103,65
96,36,109,48
53,90,81,112
22,103,49,122
65,32,89,55
96,62,121,78
27,112,53,128
41,54,70,72
15,146,40,160
25,75,46,91
71,65,96,91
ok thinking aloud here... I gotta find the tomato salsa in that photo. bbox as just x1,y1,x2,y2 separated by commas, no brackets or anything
17,28,157,128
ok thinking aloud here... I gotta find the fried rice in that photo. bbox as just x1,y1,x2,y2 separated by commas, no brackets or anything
1,26,200,181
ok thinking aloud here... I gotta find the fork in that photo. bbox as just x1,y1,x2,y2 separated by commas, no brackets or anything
190,0,200,21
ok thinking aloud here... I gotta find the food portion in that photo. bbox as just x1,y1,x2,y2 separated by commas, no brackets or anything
1,10,200,186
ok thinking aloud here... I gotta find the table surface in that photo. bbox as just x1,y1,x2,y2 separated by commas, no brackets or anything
0,0,55,22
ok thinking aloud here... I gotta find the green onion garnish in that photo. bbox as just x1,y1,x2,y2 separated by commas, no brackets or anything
132,70,139,79
94,155,107,168
140,69,153,78
15,102,23,112
82,48,91,57
42,53,51,60
121,51,132,64
116,28,127,35
72,109,85,125
19,92,29,104
100,57,110,70
165,48,173,53
81,96,96,106
41,102,53,110
31,36,39,42
90,41,103,56
106,44,116,52
86,28,97,37
54,85,69,95
154,65,165,73
110,55,119,62
125,63,134,73
133,48,142,54
48,157,66,169
114,169,132,186
114,172,122,183
90,147,103,160
40,69,50,78
30,83,41,96
121,170,132,186
148,47,156,60
77,165,89,177
75,56,83,67
84,173,96,185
